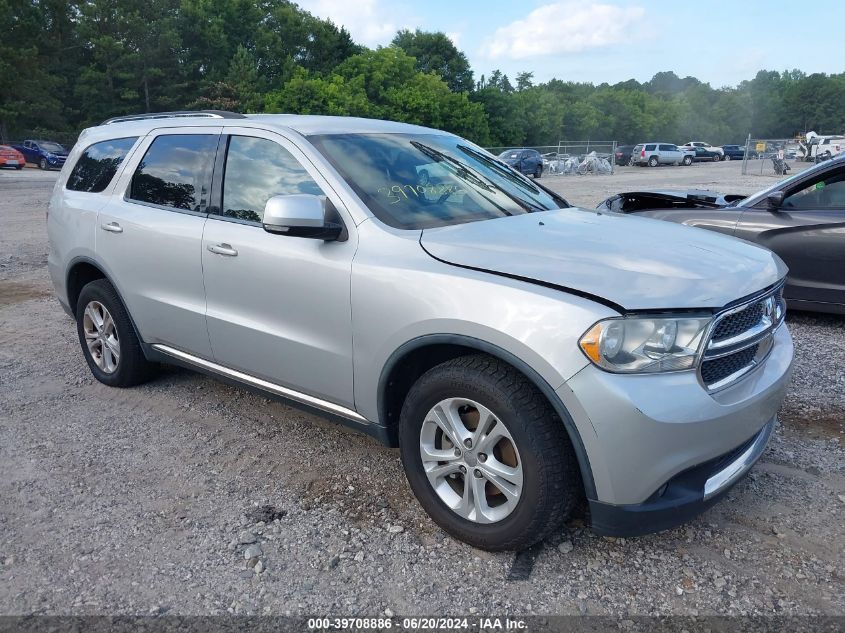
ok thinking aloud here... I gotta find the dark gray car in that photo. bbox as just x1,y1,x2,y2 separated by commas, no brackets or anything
598,155,845,314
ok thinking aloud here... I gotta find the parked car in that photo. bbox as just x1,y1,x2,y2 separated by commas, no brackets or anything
497,148,543,177
721,145,746,161
49,111,792,550
597,154,845,314
0,145,25,169
13,139,69,170
631,143,694,167
692,147,722,162
680,141,724,157
613,144,636,166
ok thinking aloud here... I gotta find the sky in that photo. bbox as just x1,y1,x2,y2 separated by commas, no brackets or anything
296,0,845,87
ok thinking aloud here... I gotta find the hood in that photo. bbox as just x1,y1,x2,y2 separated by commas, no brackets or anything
420,208,786,312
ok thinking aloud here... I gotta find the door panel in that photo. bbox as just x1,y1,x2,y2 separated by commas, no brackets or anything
202,128,357,406
97,128,220,357
735,168,845,306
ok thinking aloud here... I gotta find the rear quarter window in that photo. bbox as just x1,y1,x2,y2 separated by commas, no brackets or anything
645,144,656,151
66,137,138,193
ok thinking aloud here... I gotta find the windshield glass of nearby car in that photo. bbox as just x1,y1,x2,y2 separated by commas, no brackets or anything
38,141,65,153
310,133,568,229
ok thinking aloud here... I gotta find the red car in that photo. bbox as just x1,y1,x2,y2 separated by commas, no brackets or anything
0,145,25,170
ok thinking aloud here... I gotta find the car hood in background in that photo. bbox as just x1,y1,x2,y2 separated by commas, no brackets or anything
420,208,786,312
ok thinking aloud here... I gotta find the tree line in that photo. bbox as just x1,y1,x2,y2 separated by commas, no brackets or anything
3,0,845,148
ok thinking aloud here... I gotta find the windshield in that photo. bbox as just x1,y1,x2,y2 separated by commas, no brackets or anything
310,133,567,229
498,150,521,160
38,142,65,152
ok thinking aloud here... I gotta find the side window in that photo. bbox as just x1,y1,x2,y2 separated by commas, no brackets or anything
66,137,137,193
129,134,218,211
645,144,656,151
783,169,845,210
658,144,672,151
221,135,324,224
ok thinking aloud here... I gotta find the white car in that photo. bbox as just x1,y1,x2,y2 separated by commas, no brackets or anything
680,141,724,158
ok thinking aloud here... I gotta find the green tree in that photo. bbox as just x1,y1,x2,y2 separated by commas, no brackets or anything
391,29,473,92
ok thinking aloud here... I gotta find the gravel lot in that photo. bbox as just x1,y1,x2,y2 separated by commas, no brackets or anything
1,163,843,618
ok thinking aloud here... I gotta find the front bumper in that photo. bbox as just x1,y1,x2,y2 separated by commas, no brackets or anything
589,416,775,536
556,323,792,534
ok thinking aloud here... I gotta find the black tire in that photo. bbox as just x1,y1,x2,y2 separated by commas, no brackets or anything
38,158,47,170
398,354,580,551
648,156,659,167
712,153,721,162
682,156,693,166
534,165,542,179
15,165,23,170
724,154,732,161
75,279,156,387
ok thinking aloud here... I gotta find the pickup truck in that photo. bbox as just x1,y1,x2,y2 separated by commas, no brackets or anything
13,139,69,170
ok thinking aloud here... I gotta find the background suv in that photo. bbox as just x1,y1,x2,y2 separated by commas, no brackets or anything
632,143,694,166
48,111,792,551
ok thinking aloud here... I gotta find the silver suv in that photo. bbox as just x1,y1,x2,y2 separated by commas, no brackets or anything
48,111,793,550
632,142,694,167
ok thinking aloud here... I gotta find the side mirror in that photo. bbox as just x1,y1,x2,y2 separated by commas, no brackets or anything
766,191,785,209
262,194,344,241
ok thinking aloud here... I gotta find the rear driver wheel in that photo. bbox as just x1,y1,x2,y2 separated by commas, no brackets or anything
648,156,659,167
398,355,580,551
75,279,157,387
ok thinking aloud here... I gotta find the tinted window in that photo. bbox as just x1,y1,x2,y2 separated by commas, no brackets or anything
221,136,324,223
310,133,567,230
658,144,673,151
66,137,137,193
129,134,217,211
645,144,656,151
783,168,845,210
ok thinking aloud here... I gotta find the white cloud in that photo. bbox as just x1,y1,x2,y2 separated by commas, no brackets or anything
297,0,408,47
446,31,462,48
480,1,645,60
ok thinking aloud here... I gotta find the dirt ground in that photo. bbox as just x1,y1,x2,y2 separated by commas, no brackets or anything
0,162,843,618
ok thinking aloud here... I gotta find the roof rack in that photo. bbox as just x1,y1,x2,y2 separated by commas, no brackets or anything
100,110,247,125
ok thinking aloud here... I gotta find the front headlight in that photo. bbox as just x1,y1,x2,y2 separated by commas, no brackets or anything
579,315,712,373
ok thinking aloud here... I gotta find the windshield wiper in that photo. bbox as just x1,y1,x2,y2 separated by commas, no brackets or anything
456,145,554,212
410,141,521,215
411,141,545,215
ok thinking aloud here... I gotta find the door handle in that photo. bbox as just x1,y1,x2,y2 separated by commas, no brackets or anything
100,222,123,233
207,243,238,257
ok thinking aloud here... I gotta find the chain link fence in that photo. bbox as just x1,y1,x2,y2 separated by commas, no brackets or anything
741,135,803,177
487,141,619,176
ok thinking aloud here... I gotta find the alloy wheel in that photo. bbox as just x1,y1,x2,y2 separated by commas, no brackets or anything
82,300,120,373
419,397,523,524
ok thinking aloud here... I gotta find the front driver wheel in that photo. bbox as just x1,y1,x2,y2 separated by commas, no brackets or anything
724,154,732,161
682,156,693,166
76,279,157,387
39,158,47,170
534,165,542,179
712,154,721,162
399,355,580,551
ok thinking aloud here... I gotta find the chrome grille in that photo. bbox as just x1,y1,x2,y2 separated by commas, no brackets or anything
711,302,763,341
700,284,785,391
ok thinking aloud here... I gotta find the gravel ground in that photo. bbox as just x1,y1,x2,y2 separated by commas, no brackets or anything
0,164,843,617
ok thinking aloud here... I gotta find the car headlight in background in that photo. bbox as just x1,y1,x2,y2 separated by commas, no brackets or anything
579,315,711,373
